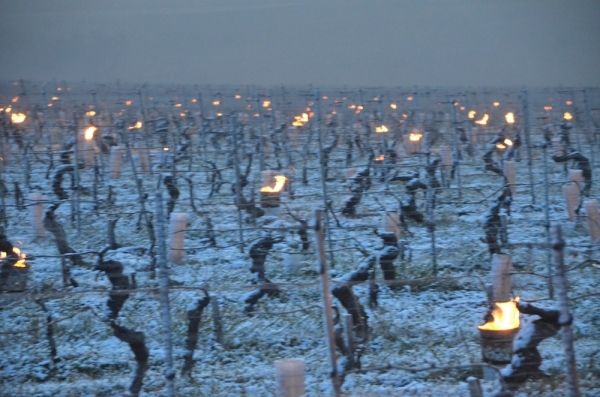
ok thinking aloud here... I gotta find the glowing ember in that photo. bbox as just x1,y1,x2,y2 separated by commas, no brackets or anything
564,112,573,120
234,94,241,99
493,102,500,107
12,97,18,103
505,112,515,124
409,132,422,142
468,110,477,119
375,154,385,161
407,96,413,101
212,100,220,106
174,103,182,108
180,112,186,117
192,98,198,103
375,125,389,133
260,175,287,193
475,114,489,125
11,113,26,123
52,96,59,101
565,100,573,106
544,106,552,111
125,100,132,106
86,110,96,117
478,297,520,331
1,247,27,268
390,104,397,109
84,126,96,141
128,121,143,130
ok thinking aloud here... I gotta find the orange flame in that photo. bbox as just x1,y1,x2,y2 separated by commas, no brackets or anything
544,106,552,111
86,110,96,117
478,297,520,331
409,132,422,142
11,113,26,123
493,102,500,107
475,114,489,125
234,94,241,99
375,154,385,161
192,98,198,103
260,175,287,193
12,97,18,103
564,112,573,121
565,100,572,106
125,100,132,106
390,103,397,109
84,126,96,141
128,121,142,130
52,96,59,101
212,100,220,106
505,112,515,124
263,100,271,108
1,247,27,268
468,110,477,119
376,125,389,133
407,96,413,101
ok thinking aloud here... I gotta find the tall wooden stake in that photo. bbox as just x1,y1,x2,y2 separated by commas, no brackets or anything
154,191,176,396
71,112,81,232
522,89,536,204
551,225,581,397
313,209,341,397
543,143,554,298
230,116,245,253
450,98,463,201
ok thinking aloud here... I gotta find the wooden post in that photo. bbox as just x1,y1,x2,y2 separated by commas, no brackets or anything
439,145,452,181
231,117,245,253
275,359,305,397
585,200,600,243
168,213,186,265
450,98,463,201
564,182,580,222
136,141,151,173
313,209,341,396
551,225,581,397
71,112,81,232
521,89,536,204
491,254,512,302
109,146,123,179
543,143,554,298
30,193,45,241
382,212,401,240
211,297,224,345
467,377,483,397
503,160,516,195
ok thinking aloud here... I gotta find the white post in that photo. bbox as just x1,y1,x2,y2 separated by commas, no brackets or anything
169,213,187,265
382,211,401,240
30,193,45,241
440,145,452,177
585,200,600,243
109,146,123,179
503,160,516,195
275,359,305,397
564,183,580,222
136,141,151,173
491,254,512,302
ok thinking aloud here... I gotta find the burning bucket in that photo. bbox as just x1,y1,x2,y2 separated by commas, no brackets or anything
0,248,29,292
478,298,520,364
260,174,287,209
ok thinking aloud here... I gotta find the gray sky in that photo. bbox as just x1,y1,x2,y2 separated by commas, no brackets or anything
1,0,599,87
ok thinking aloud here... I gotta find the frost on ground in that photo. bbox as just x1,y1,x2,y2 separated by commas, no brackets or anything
0,92,599,397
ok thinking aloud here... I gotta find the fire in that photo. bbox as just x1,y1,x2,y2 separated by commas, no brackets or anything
505,112,515,124
375,125,389,133
478,297,520,331
180,112,186,117
460,106,465,111
544,106,552,111
260,175,287,193
468,110,477,119
125,100,132,106
192,98,198,103
402,114,408,119
565,100,572,106
323,96,328,100
263,100,271,108
174,103,182,108
564,112,573,121
493,102,500,107
496,138,513,150
216,112,223,117
11,113,26,123
212,100,220,106
12,97,18,103
52,96,59,101
390,103,397,109
86,110,96,117
409,132,422,142
407,96,413,101
375,154,385,161
475,114,489,125
128,121,143,130
234,94,241,99
357,105,364,110
1,247,27,268
5,107,11,113
349,105,356,109
57,87,62,91
84,126,96,141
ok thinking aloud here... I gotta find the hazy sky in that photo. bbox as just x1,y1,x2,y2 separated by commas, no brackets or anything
1,0,599,87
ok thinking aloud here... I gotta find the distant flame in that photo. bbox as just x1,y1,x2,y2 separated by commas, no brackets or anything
5,107,11,113
323,96,328,100
375,154,385,161
544,106,552,111
468,110,477,119
174,103,182,108
57,87,62,91
493,102,500,107
11,113,26,123
349,105,356,109
12,97,18,103
390,103,397,109
402,114,408,119
505,112,515,124
565,100,572,106
1,247,27,268
84,126,96,141
301,113,308,122
212,100,220,106
260,175,287,193
564,112,573,120
357,105,364,110
52,96,59,101
407,96,413,101
409,132,422,142
475,114,489,125
375,125,389,133
125,100,132,106
86,110,96,117
216,112,223,117
163,147,169,151
460,106,465,111
262,100,271,108
496,138,513,150
478,297,520,331
180,112,186,117
128,121,142,130
234,94,241,99
192,98,198,103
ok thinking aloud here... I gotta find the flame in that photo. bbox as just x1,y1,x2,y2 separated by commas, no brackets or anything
478,297,520,331
409,132,422,142
376,125,389,133
375,154,385,161
11,113,26,123
180,112,186,117
5,107,11,113
125,100,132,106
192,98,198,103
493,102,500,107
163,147,169,151
212,100,220,106
263,100,271,108
174,103,182,108
402,113,408,119
390,103,397,109
323,96,328,100
128,121,142,130
468,110,477,119
292,121,303,127
86,110,96,117
349,105,356,109
260,175,287,193
475,114,489,125
407,96,413,101
564,112,573,121
544,106,552,111
84,126,96,141
505,112,515,124
52,96,59,101
565,100,572,106
216,112,223,117
234,94,241,99
12,97,18,103
47,103,53,107
460,106,465,111
496,138,512,150
357,105,364,110
57,87,62,91
1,247,27,268
301,113,308,122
